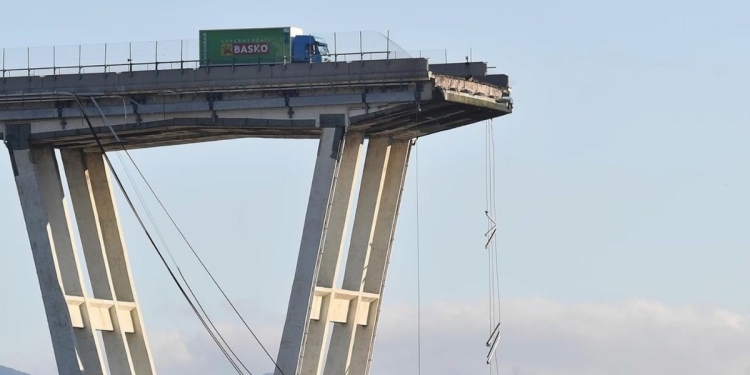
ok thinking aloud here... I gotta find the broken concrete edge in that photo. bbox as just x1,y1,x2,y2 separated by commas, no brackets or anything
432,74,510,99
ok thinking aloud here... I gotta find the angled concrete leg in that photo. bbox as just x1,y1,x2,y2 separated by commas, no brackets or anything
300,131,364,375
276,118,347,375
34,147,107,375
61,149,156,375
324,137,392,375
6,129,82,375
349,140,412,375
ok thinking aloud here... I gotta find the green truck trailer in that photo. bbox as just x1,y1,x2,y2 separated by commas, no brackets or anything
199,26,329,66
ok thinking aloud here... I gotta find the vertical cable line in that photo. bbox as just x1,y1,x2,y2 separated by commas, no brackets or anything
490,119,502,375
485,121,495,375
415,139,422,375
484,119,502,375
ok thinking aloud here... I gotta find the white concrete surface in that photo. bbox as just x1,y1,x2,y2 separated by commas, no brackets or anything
34,147,106,374
300,131,364,375
10,146,82,375
325,137,391,375
61,149,156,375
349,140,412,375
276,126,346,375
281,136,412,375
88,151,156,375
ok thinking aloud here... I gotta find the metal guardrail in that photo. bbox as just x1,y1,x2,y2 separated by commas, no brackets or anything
0,31,453,79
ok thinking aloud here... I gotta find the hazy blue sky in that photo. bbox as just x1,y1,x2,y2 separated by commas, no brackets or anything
1,1,749,374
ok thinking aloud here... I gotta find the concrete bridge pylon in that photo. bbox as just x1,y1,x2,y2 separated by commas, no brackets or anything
1,57,511,375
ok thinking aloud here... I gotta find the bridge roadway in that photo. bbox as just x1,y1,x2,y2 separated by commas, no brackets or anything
1,57,511,375
0,58,510,150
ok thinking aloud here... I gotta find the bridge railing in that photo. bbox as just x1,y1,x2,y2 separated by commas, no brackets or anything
0,31,454,78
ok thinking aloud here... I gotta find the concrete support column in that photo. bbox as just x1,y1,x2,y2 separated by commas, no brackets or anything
299,131,364,375
33,147,107,375
276,117,347,375
5,125,82,375
348,140,412,375
324,137,392,375
61,149,156,375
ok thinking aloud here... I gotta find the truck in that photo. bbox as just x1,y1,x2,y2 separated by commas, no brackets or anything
199,27,330,66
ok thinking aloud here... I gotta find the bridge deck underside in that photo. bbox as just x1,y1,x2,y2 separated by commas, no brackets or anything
26,97,508,151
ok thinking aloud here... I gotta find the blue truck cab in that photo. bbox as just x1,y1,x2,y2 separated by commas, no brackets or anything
291,34,330,62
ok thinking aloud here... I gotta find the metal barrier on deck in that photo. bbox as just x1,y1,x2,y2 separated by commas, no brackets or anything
0,31,453,78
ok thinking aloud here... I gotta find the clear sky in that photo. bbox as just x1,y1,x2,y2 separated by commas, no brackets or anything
1,1,749,374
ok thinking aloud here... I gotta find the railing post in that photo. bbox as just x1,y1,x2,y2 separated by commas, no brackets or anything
128,42,133,76
104,44,108,73
334,32,338,63
180,40,184,74
386,30,390,64
154,41,159,75
52,46,56,78
26,47,30,78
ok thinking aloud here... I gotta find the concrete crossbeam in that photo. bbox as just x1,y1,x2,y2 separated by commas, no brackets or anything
65,296,137,333
309,287,380,325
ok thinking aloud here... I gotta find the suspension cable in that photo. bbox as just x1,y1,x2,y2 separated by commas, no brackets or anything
70,94,248,374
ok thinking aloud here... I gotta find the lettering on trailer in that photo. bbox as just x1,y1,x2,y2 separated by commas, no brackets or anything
221,42,270,56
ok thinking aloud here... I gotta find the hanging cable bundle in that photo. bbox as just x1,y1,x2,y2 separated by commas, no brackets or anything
484,119,503,372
